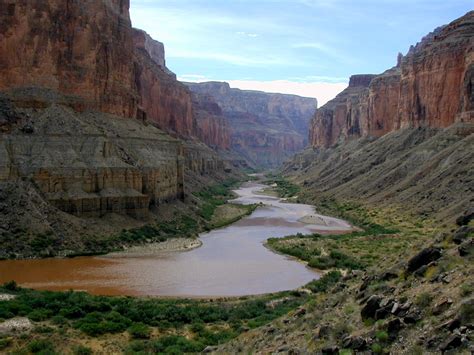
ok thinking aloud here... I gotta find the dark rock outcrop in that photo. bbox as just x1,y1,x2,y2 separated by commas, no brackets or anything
407,247,442,273
452,226,474,244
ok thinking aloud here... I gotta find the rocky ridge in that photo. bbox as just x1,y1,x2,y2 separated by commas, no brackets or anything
186,81,317,167
310,11,474,148
0,0,238,256
0,0,230,148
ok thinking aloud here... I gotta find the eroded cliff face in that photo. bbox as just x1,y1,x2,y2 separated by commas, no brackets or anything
191,92,231,150
186,82,317,167
0,98,185,218
0,0,231,147
0,0,138,117
0,0,233,225
131,29,195,138
310,11,474,148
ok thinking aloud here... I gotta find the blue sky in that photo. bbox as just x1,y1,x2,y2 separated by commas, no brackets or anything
130,1,472,105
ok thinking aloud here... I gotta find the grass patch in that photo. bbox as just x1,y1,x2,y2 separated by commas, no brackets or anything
0,282,306,352
264,174,300,198
194,179,240,221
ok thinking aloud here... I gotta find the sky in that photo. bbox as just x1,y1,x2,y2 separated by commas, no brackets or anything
130,1,472,105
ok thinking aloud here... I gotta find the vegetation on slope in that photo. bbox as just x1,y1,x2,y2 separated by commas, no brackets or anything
0,273,343,354
218,177,474,354
2,178,254,259
193,178,257,230
263,173,300,198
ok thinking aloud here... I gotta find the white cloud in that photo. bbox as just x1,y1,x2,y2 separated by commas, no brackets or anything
178,74,213,82
236,31,259,38
225,80,348,106
168,49,293,67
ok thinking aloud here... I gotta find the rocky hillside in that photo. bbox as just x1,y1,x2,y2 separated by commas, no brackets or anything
0,0,239,257
310,11,473,148
288,11,474,222
186,82,317,167
214,11,474,354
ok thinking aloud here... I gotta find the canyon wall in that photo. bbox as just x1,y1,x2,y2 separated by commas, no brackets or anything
186,82,317,167
0,0,138,118
0,99,185,218
190,92,231,150
310,11,474,148
0,0,230,147
0,0,232,222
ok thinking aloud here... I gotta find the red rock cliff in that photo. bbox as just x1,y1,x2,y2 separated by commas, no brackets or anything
0,0,138,117
0,0,230,148
191,92,231,150
310,11,474,148
186,81,317,167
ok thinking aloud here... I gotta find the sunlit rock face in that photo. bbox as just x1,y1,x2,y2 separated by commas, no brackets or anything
0,0,138,118
0,0,229,146
191,92,231,150
186,82,317,167
0,0,230,219
309,11,474,148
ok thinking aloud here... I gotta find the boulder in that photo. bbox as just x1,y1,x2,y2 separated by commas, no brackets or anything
387,318,403,339
439,334,462,351
407,247,442,273
342,335,367,350
403,309,422,324
321,346,339,354
452,226,474,244
456,208,474,226
432,299,453,315
458,239,474,257
361,295,382,320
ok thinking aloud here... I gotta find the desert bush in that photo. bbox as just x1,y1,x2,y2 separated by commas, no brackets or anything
128,322,151,339
415,293,433,309
28,339,56,354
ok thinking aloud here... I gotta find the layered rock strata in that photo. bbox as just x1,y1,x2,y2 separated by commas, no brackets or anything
186,82,317,167
310,11,474,148
0,0,229,148
0,97,184,218
190,92,231,150
0,0,233,221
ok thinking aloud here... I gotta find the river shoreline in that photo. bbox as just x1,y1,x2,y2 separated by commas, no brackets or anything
0,181,353,297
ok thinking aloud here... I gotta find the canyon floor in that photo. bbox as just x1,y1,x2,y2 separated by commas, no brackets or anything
0,176,472,354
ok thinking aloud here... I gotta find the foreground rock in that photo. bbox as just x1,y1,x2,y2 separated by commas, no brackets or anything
0,318,32,334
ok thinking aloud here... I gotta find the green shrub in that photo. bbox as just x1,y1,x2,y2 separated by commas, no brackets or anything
459,301,474,324
375,330,389,342
29,309,53,322
415,293,433,309
51,315,67,325
28,339,56,354
460,283,473,297
128,322,151,339
308,256,335,269
371,343,383,353
306,271,341,293
0,337,12,350
3,280,18,291
73,345,93,355
151,335,205,353
307,250,363,270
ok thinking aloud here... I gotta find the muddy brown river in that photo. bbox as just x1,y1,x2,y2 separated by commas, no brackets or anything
0,182,352,297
